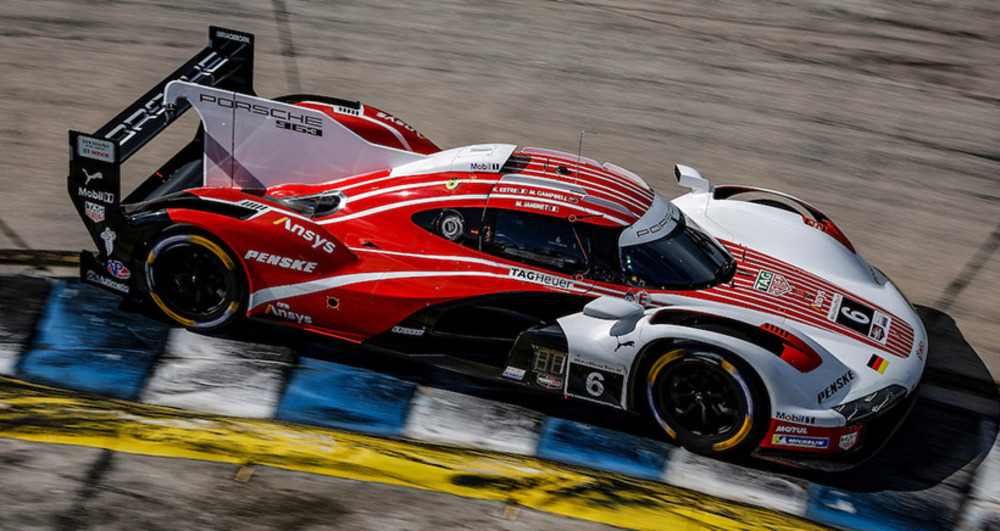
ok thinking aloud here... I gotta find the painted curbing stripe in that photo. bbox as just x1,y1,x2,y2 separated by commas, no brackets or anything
16,281,169,400
275,357,417,437
0,276,50,376
661,448,812,517
402,386,544,456
139,329,294,419
0,376,830,531
536,417,672,481
958,419,1000,530
805,484,960,531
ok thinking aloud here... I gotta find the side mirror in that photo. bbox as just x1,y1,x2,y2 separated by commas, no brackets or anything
674,164,710,193
583,296,644,320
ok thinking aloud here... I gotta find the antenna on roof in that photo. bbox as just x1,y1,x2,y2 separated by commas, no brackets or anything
575,130,596,184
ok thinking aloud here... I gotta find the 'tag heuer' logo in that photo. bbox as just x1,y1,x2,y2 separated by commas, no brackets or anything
508,267,573,289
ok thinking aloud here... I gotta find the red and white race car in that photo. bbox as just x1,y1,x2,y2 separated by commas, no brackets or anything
68,27,926,467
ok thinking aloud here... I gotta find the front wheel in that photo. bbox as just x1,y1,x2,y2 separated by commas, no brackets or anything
145,230,245,331
646,346,767,455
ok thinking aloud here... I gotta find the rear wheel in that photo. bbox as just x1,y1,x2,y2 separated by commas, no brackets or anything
145,230,245,330
646,345,767,455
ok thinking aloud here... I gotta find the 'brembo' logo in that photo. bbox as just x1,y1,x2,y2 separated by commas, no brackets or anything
508,267,573,289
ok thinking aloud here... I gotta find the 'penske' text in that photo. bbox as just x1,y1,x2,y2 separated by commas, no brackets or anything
244,250,317,272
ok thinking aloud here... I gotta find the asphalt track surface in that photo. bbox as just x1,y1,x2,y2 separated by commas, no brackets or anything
1,0,998,529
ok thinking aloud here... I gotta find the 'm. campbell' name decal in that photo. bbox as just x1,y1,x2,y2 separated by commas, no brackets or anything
508,267,574,289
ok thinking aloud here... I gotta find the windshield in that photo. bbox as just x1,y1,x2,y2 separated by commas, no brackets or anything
620,218,735,290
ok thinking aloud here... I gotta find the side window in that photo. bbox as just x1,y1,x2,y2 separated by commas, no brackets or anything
575,224,627,284
483,210,588,274
411,208,483,250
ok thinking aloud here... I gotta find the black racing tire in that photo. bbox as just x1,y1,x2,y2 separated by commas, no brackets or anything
645,344,768,455
145,229,245,331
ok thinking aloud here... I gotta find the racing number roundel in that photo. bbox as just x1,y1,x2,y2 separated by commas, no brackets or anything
568,363,623,406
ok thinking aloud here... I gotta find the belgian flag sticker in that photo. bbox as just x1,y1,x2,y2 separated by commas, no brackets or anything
867,354,889,374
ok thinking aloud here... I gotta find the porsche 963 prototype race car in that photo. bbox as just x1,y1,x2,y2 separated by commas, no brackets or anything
68,27,926,468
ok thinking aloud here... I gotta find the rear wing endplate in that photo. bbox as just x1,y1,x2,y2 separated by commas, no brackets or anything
68,27,254,295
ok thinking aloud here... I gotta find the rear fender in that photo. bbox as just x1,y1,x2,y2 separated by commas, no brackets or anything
164,204,355,304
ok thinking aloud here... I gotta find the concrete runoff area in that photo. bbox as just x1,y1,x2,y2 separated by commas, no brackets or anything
0,0,998,529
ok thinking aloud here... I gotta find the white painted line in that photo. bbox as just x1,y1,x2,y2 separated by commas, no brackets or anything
660,448,811,517
402,386,543,456
958,420,1000,530
138,329,293,419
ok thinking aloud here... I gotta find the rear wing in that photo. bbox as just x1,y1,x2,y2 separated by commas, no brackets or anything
69,26,254,211
68,27,254,296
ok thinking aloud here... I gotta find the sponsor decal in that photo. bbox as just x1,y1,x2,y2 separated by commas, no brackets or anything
570,357,626,374
817,370,855,404
265,301,312,324
390,325,425,337
774,425,808,434
916,341,926,361
78,187,115,204
623,289,650,306
84,201,105,223
273,217,336,253
85,269,129,294
502,366,526,381
810,290,830,311
445,177,460,190
107,260,131,280
470,162,500,171
867,354,889,374
869,312,890,343
244,250,317,272
198,94,323,136
375,111,426,138
775,411,816,425
100,227,116,255
536,374,564,389
83,168,104,186
508,267,574,289
839,431,859,451
753,270,792,297
77,136,114,162
215,29,250,43
771,435,829,449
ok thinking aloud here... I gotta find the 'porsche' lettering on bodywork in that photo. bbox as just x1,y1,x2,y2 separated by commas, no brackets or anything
274,217,336,253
